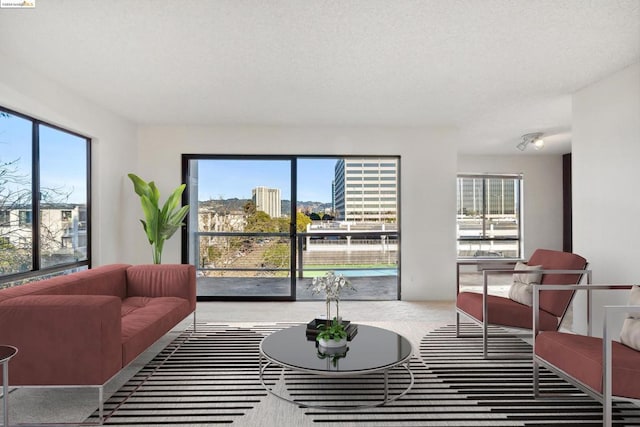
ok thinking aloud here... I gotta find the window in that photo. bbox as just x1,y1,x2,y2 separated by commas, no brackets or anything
18,210,32,226
456,174,522,258
0,106,91,281
182,155,400,301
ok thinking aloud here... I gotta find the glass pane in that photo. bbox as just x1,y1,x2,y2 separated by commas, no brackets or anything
457,176,520,258
0,112,33,276
456,177,484,241
297,157,399,301
38,124,88,268
188,158,292,298
197,235,290,273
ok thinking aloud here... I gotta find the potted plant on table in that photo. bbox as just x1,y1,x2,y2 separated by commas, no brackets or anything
308,271,355,323
316,318,348,349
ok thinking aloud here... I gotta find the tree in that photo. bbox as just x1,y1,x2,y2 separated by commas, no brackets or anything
245,211,276,232
243,200,256,215
296,211,311,232
274,217,290,233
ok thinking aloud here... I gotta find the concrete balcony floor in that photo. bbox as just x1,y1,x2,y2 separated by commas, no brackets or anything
197,275,398,299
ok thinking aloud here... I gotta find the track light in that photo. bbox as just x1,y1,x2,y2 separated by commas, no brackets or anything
517,133,545,151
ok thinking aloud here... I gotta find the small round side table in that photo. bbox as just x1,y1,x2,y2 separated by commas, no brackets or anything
0,346,18,427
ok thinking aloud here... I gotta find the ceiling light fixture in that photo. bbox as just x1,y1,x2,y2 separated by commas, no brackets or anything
517,132,545,151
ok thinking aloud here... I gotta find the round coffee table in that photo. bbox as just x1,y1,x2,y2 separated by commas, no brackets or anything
1,345,18,427
259,324,413,408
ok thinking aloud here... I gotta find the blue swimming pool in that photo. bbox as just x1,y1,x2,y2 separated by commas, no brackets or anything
306,268,397,277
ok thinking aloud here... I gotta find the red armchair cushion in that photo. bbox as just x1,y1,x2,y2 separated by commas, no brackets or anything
536,331,640,400
457,292,559,331
529,249,587,317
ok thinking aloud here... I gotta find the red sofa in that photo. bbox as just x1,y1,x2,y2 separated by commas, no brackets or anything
0,264,195,388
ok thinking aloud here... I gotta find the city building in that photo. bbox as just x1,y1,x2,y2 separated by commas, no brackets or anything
0,204,87,273
252,186,281,218
333,158,398,222
456,175,519,217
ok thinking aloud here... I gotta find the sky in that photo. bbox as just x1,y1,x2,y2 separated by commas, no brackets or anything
1,112,87,205
2,110,343,206
196,158,337,203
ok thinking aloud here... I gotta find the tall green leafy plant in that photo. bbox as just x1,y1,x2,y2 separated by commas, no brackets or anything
128,173,190,264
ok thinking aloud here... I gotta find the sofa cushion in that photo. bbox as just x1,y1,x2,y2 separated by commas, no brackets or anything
0,264,129,303
121,296,191,365
457,291,559,331
126,264,196,312
536,331,640,400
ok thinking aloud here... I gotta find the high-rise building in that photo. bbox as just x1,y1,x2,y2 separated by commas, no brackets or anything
333,158,398,222
252,186,281,218
456,176,519,217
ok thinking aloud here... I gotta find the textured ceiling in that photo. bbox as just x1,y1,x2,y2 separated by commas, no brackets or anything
0,0,638,154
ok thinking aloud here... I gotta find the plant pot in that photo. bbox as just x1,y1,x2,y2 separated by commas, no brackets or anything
318,337,347,350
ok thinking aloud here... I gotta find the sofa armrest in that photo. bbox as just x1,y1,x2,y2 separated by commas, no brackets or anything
0,295,122,386
126,264,196,312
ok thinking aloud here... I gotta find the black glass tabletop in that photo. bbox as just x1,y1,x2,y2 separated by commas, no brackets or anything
260,324,412,374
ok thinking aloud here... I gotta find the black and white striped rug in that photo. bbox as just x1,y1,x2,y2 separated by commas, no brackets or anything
88,323,640,426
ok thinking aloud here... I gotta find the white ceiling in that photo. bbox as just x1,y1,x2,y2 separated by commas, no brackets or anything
0,0,638,154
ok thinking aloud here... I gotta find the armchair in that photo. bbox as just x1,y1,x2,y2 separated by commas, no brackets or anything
532,284,639,427
455,248,589,358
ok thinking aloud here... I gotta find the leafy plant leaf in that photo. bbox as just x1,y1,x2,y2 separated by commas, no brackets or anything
129,174,189,263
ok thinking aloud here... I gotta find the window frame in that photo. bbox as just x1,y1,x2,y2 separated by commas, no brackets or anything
0,105,91,284
181,154,401,301
456,173,523,259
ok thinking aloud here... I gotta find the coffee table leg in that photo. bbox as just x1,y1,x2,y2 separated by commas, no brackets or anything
383,370,389,402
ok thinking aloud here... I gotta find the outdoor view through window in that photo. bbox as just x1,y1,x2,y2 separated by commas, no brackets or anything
0,108,89,285
184,156,400,300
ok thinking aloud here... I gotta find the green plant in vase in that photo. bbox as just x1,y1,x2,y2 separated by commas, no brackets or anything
317,345,349,366
316,318,348,343
128,173,190,264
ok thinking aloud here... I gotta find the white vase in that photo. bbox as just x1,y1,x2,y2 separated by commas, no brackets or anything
318,337,347,349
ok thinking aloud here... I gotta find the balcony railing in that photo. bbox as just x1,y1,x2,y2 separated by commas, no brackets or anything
192,230,399,279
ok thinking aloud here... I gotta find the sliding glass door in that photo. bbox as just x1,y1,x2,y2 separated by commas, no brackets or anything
183,156,294,299
182,155,400,301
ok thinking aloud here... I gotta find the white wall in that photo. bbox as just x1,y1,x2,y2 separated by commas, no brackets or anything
133,126,459,300
0,52,138,265
457,154,565,258
0,49,588,304
572,63,640,334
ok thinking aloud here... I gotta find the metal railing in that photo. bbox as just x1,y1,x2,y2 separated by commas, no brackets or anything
192,230,399,278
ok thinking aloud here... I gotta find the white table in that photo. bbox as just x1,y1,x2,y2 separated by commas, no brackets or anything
0,346,18,427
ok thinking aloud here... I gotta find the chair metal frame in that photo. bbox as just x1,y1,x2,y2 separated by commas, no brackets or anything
456,267,591,358
532,283,639,427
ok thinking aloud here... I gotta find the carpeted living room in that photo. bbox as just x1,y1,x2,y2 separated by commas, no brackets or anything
1,1,639,426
